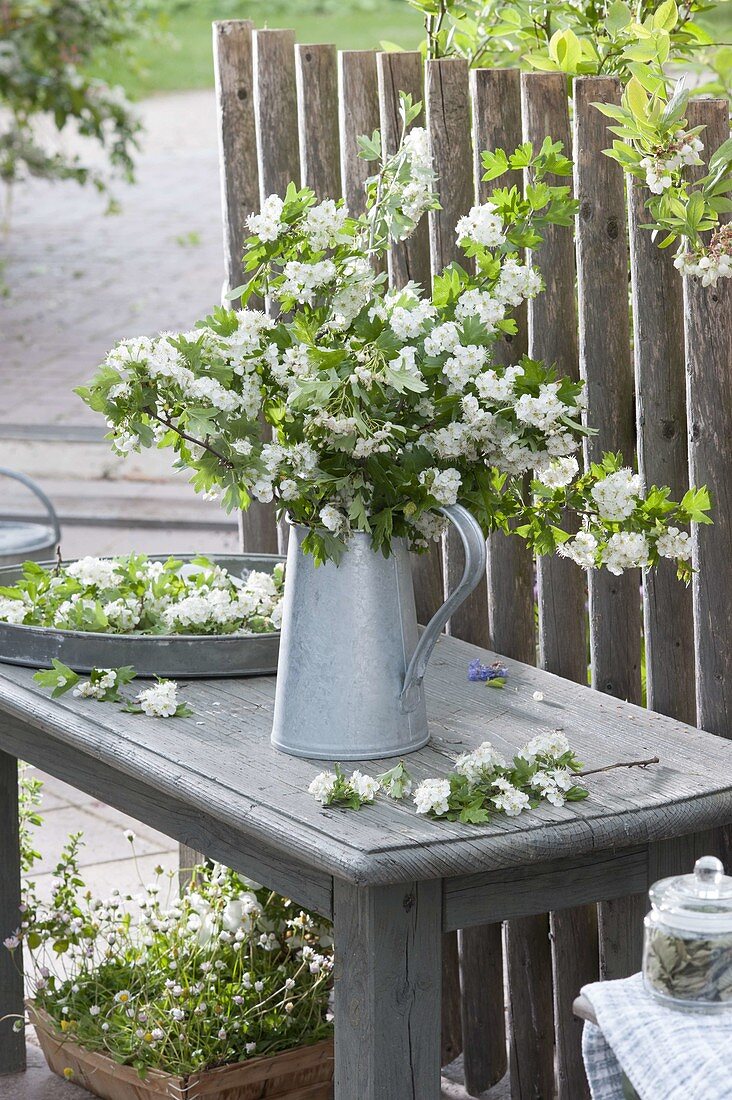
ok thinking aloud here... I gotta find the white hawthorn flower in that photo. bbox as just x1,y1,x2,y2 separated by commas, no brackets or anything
413,778,451,816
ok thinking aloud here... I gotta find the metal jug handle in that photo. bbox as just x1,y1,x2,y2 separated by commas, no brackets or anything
400,503,487,712
0,467,61,549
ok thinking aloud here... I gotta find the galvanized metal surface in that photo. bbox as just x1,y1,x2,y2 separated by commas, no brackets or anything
0,468,61,566
0,554,283,679
272,505,487,760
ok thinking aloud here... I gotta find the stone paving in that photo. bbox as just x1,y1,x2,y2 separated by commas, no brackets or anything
1,90,224,428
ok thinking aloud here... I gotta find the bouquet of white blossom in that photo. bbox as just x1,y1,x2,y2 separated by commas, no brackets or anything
77,94,709,577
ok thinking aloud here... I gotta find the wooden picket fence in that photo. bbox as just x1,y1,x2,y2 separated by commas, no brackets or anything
207,19,732,1100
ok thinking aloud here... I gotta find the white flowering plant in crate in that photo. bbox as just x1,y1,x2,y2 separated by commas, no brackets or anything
4,800,333,1077
78,94,709,577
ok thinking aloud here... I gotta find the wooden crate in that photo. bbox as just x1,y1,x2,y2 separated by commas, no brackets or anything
29,1004,334,1100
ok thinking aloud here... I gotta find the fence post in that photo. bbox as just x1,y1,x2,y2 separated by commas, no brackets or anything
684,99,732,741
471,67,552,1100
295,44,341,200
427,57,491,649
574,75,646,981
338,51,381,217
253,28,301,557
376,50,462,1065
376,51,444,627
629,179,695,724
425,55,485,1071
522,71,596,1100
214,20,279,558
213,20,259,307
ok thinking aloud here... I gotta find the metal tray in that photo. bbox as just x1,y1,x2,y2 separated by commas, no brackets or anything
0,554,283,678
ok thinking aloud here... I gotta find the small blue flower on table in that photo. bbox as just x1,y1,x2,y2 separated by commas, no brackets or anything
467,658,509,684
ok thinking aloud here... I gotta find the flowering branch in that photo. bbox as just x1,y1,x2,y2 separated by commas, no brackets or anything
148,412,235,471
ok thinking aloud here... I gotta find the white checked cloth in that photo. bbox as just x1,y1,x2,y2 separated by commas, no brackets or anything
581,973,732,1100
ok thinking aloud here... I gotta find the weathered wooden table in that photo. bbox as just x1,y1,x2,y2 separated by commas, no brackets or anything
2,634,732,1097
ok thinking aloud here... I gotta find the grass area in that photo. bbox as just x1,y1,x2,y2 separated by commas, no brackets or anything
92,0,424,98
90,0,732,100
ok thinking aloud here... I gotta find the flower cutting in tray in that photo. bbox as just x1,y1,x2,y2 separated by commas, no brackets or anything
0,555,284,636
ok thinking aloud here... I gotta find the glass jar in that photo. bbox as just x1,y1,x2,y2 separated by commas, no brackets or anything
643,855,732,1013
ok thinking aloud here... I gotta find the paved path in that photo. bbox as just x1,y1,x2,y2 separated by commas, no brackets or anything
1,91,225,428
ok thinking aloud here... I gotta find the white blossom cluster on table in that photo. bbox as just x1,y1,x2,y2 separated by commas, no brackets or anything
33,660,192,719
308,730,589,824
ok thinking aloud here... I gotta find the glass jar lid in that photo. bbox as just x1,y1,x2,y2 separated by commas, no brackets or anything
649,856,732,933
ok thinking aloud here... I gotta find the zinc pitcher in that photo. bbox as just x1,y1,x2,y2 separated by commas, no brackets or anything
271,505,487,760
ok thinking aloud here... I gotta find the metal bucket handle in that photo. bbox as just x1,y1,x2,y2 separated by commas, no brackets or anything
0,467,61,548
400,503,487,711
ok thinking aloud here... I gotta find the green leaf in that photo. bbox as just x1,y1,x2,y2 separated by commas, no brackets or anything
625,76,650,120
606,1,632,35
33,660,79,698
653,0,678,31
680,486,713,524
481,148,510,181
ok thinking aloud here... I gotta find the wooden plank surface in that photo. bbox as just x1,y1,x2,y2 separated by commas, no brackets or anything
338,51,380,216
629,176,695,724
444,847,648,929
295,43,341,199
333,879,442,1099
0,749,24,1074
574,76,641,704
684,99,732,738
1,636,732,884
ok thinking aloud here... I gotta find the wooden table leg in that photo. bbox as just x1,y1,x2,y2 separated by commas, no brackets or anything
333,878,442,1100
0,749,25,1074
